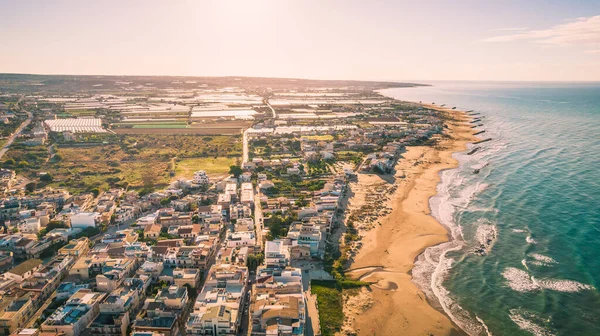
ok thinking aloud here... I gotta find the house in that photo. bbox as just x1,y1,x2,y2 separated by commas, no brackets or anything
132,314,178,336
154,285,188,310
251,267,305,335
17,218,40,234
4,259,43,283
87,312,129,336
186,264,249,335
70,212,99,229
56,282,90,300
96,258,135,292
286,223,323,258
136,213,158,227
193,171,210,185
173,268,201,289
258,180,275,192
136,261,164,282
58,237,90,257
114,205,136,224
144,224,162,240
0,292,36,336
227,231,255,248
265,240,290,269
159,212,192,228
40,290,106,336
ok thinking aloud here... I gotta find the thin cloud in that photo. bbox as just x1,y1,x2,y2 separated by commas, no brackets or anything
484,15,600,52
490,27,529,32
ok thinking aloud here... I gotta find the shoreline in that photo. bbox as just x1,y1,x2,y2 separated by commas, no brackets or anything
342,105,478,335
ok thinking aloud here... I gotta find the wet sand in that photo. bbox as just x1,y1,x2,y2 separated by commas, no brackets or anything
343,109,476,336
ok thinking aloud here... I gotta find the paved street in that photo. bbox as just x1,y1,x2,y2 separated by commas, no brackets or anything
0,97,33,160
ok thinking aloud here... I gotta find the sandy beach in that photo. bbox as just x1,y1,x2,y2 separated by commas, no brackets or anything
342,108,477,336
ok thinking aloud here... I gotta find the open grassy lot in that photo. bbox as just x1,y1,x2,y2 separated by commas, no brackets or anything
174,157,237,178
311,280,344,336
2,134,242,193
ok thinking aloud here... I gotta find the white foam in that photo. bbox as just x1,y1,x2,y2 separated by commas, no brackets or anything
512,229,527,233
538,279,594,292
411,133,496,336
509,309,556,336
529,253,557,265
526,235,537,244
502,267,594,293
502,267,539,292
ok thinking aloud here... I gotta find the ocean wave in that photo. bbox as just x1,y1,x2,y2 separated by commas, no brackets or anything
509,309,556,336
502,267,594,293
537,279,594,292
502,267,539,292
512,229,527,233
528,253,558,265
526,235,537,244
412,149,499,335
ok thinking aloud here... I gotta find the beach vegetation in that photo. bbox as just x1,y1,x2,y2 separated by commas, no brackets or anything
311,280,344,336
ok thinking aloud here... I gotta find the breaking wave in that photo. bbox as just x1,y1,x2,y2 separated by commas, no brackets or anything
509,309,556,336
502,266,594,293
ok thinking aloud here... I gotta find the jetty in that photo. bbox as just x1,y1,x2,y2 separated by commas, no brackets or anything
466,110,474,112
467,147,480,155
470,124,484,128
471,118,482,123
474,130,486,136
473,138,492,144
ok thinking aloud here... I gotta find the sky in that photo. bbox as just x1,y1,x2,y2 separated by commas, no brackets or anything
1,0,599,82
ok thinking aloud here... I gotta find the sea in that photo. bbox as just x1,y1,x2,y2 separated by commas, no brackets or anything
380,82,600,336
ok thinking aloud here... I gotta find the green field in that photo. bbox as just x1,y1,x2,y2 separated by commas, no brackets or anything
175,157,237,178
311,280,344,336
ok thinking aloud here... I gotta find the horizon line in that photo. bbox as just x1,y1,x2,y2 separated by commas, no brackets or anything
1,72,599,84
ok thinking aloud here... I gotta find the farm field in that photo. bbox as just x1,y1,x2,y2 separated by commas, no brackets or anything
113,127,243,135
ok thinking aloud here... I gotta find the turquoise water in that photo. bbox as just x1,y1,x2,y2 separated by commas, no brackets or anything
381,82,600,336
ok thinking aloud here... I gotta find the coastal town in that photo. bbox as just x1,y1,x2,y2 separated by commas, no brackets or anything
0,75,459,336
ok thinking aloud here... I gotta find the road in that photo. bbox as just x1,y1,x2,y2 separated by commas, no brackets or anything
253,189,265,250
0,96,33,160
242,128,249,164
265,98,277,119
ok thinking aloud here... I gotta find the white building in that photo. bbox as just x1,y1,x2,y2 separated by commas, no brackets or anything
265,240,290,268
193,170,210,185
70,212,100,229
227,231,255,248
18,217,41,234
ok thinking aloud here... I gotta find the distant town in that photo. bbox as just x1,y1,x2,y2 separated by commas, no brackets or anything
0,74,447,336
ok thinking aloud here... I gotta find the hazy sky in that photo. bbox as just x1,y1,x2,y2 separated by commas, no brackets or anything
1,0,599,81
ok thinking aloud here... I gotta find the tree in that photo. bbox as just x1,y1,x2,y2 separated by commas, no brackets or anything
141,168,157,191
229,165,243,178
246,253,264,272
40,173,53,182
25,182,36,193
3,158,15,166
